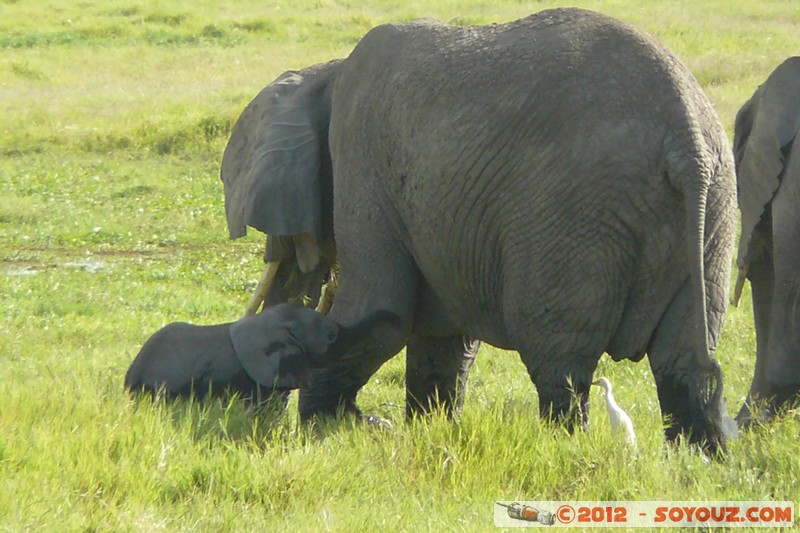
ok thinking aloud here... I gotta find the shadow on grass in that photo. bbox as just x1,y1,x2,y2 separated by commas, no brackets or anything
128,388,390,447
127,389,290,443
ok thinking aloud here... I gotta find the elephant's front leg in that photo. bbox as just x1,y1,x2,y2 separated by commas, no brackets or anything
405,334,479,419
297,234,417,421
297,317,409,420
759,179,800,414
736,251,774,424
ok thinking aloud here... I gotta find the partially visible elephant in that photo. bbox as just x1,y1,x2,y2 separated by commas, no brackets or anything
732,56,800,423
125,303,397,400
222,8,737,453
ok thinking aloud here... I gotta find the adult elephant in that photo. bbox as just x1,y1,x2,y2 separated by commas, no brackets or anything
732,56,800,424
222,8,737,453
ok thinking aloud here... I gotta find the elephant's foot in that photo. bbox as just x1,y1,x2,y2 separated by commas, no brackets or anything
405,335,479,419
298,391,360,422
524,358,596,433
296,384,392,431
736,394,768,427
297,367,361,422
654,364,727,458
297,386,392,432
737,386,800,427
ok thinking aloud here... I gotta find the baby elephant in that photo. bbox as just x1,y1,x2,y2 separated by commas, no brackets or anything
125,303,396,401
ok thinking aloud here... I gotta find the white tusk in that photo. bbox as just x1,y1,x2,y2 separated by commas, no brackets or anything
732,265,748,307
243,261,281,317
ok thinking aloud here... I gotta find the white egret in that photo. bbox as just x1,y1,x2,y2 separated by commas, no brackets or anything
592,377,637,448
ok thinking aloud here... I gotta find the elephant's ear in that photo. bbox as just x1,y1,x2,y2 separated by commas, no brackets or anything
736,56,800,269
229,305,401,389
221,61,339,245
228,304,339,389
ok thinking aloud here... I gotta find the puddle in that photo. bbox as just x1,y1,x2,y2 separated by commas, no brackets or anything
5,265,40,276
63,260,105,273
4,260,106,276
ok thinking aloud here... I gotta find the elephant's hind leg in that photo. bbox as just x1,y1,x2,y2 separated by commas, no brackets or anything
405,334,479,419
647,279,726,455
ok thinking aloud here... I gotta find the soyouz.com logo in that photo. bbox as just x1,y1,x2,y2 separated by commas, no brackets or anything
493,501,794,527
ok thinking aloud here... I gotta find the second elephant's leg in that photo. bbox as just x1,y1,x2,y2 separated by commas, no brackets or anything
736,252,774,423
760,178,800,412
405,334,479,418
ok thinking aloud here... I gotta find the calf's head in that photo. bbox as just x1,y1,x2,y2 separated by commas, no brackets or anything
230,303,398,389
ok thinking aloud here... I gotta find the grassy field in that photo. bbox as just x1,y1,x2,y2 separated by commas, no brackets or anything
2,0,799,530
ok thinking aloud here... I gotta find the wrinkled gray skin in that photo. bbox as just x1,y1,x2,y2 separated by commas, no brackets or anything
125,303,397,400
732,57,800,424
222,8,736,453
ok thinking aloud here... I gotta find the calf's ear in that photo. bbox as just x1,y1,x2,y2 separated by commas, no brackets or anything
228,305,340,389
228,310,304,389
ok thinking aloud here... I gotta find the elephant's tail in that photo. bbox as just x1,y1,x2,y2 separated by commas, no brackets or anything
666,126,726,448
686,170,715,373
666,138,715,373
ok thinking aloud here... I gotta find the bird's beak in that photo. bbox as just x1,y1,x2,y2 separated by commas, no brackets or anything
591,380,600,385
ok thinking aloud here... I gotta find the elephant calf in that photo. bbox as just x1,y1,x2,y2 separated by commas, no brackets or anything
733,56,800,423
125,303,396,400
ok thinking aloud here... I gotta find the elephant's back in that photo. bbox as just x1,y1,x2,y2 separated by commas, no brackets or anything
125,322,240,394
341,7,702,119
334,6,718,205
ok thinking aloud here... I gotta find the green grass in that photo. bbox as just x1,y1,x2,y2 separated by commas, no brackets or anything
2,0,799,530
